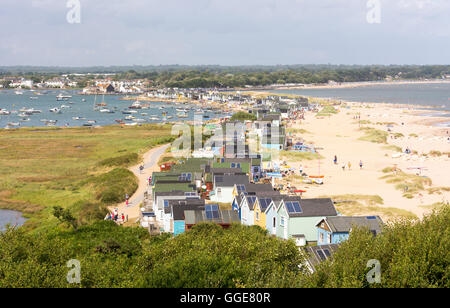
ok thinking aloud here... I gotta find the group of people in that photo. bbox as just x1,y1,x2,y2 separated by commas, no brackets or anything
334,155,363,171
107,208,128,224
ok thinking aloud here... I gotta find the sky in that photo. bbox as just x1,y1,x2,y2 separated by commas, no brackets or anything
0,0,449,66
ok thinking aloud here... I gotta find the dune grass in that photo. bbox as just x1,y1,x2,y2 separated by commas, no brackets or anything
316,106,338,117
322,194,417,220
380,168,432,199
427,187,450,195
286,128,311,135
0,124,174,231
280,150,323,162
358,127,388,144
382,145,403,153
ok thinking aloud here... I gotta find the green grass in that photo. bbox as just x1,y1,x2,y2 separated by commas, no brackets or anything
382,145,403,153
380,168,432,198
322,194,417,220
409,133,418,138
358,127,388,144
280,150,323,162
392,133,404,138
316,106,338,117
286,128,311,135
427,187,450,195
429,150,442,157
0,124,175,231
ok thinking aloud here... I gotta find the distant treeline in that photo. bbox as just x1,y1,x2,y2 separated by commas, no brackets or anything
1,65,449,88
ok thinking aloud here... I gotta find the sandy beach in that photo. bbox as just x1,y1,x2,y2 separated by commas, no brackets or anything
273,79,450,90
280,102,450,221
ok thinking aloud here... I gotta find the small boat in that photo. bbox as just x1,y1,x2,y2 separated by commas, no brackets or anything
96,103,108,106
99,108,114,113
7,122,20,127
45,120,57,124
129,101,142,109
122,110,132,115
115,119,124,123
0,109,11,115
82,99,86,102
22,108,41,114
60,105,71,109
19,117,31,122
49,107,62,114
15,90,24,95
72,117,85,121
56,94,72,101
30,96,38,100
86,120,97,124
83,123,93,127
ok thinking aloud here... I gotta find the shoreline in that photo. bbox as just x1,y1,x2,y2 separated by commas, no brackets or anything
271,79,450,90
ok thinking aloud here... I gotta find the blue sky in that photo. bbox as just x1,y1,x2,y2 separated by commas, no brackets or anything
0,0,449,66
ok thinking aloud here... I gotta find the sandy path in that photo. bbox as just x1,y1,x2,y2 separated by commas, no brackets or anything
108,144,170,222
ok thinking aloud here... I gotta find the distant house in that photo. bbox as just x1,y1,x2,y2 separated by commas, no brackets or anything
99,83,115,93
253,194,283,230
164,199,206,235
231,183,275,219
276,198,338,245
153,190,199,222
316,216,384,246
210,174,249,203
184,206,240,231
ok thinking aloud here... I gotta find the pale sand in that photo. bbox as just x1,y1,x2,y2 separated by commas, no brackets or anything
280,102,450,221
108,144,170,223
273,79,450,90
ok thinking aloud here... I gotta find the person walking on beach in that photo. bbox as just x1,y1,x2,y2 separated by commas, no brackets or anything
348,161,351,170
359,160,363,169
334,155,338,165
126,199,129,206
342,163,346,171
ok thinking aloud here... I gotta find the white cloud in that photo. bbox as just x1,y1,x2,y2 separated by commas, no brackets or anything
0,0,448,66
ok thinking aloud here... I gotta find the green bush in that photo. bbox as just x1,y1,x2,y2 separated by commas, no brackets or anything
98,153,139,167
303,205,450,288
231,112,257,122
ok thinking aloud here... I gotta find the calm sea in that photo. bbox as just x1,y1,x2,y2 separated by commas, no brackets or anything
0,89,225,128
0,209,26,231
270,82,450,126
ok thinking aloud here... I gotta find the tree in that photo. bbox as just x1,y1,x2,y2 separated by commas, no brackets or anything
52,206,79,231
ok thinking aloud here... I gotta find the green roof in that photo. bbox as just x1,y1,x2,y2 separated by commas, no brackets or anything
171,158,209,173
212,162,250,173
153,183,195,194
